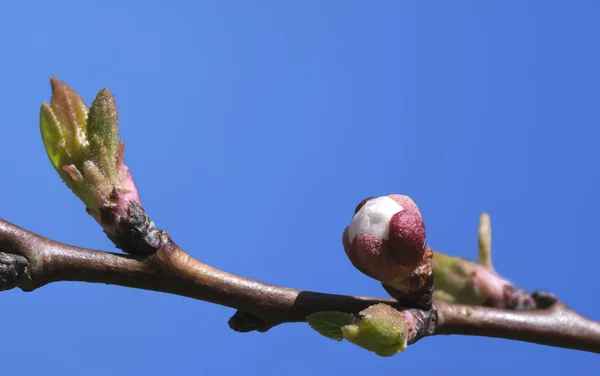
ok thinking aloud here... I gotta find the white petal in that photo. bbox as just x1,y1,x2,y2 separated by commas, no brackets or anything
348,196,403,241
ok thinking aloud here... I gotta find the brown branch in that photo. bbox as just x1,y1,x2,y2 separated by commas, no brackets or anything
0,217,395,330
434,299,600,353
1,217,599,353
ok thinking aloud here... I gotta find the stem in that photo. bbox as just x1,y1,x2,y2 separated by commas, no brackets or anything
0,218,397,330
435,300,600,353
1,217,599,352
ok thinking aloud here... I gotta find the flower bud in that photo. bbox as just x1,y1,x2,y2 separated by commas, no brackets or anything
343,195,427,281
343,195,432,308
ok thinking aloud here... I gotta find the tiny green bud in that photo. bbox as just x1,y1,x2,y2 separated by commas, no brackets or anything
477,212,493,270
341,304,408,357
432,252,485,306
432,251,534,309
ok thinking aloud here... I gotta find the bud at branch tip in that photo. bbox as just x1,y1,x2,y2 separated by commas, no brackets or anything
477,212,493,270
39,77,141,241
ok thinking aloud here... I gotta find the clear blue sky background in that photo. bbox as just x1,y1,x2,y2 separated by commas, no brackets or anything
1,1,598,374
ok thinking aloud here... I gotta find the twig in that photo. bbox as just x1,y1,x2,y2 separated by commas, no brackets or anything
432,251,535,310
1,217,599,353
434,299,600,353
0,217,394,331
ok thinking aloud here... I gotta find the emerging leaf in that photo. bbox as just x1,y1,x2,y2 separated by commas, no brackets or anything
477,212,493,270
40,103,69,175
341,304,408,357
307,312,354,341
39,77,142,240
44,76,89,166
87,89,120,185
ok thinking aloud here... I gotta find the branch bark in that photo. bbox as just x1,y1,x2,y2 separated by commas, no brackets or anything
434,300,600,353
1,217,599,353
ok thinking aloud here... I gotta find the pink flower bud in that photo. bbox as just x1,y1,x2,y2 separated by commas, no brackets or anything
343,195,427,283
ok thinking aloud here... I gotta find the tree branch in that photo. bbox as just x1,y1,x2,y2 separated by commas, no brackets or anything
0,217,395,331
434,299,600,353
1,217,599,353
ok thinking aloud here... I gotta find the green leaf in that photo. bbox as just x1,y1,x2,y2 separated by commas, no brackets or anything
47,76,89,164
341,304,408,357
87,88,120,185
307,312,354,341
477,212,493,270
40,102,69,172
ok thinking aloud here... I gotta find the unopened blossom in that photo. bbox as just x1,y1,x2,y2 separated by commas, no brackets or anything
342,194,427,284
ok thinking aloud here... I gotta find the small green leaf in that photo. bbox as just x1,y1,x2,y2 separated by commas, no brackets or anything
341,304,408,357
477,212,493,270
40,102,69,171
307,312,354,341
87,89,120,185
47,76,89,162
49,76,88,137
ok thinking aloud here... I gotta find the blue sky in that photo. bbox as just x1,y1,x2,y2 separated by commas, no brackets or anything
1,1,599,374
